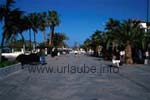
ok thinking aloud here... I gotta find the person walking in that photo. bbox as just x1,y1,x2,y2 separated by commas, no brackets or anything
145,50,149,64
40,48,46,65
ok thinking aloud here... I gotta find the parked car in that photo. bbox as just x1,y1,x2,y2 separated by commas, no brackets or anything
2,47,12,53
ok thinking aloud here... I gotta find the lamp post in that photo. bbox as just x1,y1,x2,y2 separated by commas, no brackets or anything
147,0,149,24
146,0,150,64
146,0,150,49
146,0,150,50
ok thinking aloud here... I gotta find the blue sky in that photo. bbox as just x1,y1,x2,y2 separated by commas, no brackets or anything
0,0,149,47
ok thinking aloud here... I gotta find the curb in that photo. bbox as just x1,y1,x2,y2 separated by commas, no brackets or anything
0,63,22,80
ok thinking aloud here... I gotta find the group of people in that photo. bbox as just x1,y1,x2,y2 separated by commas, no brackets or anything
39,47,59,65
112,48,150,67
112,49,124,67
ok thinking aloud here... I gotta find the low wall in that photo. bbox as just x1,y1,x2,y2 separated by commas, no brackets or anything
0,63,22,80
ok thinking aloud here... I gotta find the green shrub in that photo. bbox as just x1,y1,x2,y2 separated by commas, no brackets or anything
0,61,18,68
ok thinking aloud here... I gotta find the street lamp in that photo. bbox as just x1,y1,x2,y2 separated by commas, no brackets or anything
147,0,149,23
146,0,150,64
146,0,150,50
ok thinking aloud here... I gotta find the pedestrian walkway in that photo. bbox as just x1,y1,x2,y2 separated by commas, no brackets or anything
0,54,150,100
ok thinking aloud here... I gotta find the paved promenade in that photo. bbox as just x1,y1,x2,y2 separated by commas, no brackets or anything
0,54,150,100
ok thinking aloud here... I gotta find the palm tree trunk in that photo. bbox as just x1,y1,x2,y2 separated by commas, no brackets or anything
112,40,115,51
13,34,16,50
49,26,54,46
125,42,133,64
43,31,46,46
112,40,116,60
93,47,97,56
29,29,31,50
0,49,2,62
20,33,25,53
0,35,5,62
34,32,36,50
96,46,99,56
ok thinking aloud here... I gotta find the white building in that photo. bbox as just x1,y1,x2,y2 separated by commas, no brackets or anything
140,22,150,32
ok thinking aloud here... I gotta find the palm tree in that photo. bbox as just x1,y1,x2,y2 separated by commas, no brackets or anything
26,13,39,50
0,0,24,61
105,18,120,53
5,8,25,46
90,30,103,56
119,19,146,64
105,18,146,64
38,12,47,46
53,32,68,48
20,15,32,50
47,10,60,46
83,38,92,52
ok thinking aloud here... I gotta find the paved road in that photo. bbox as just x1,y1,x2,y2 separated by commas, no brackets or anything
0,54,150,100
